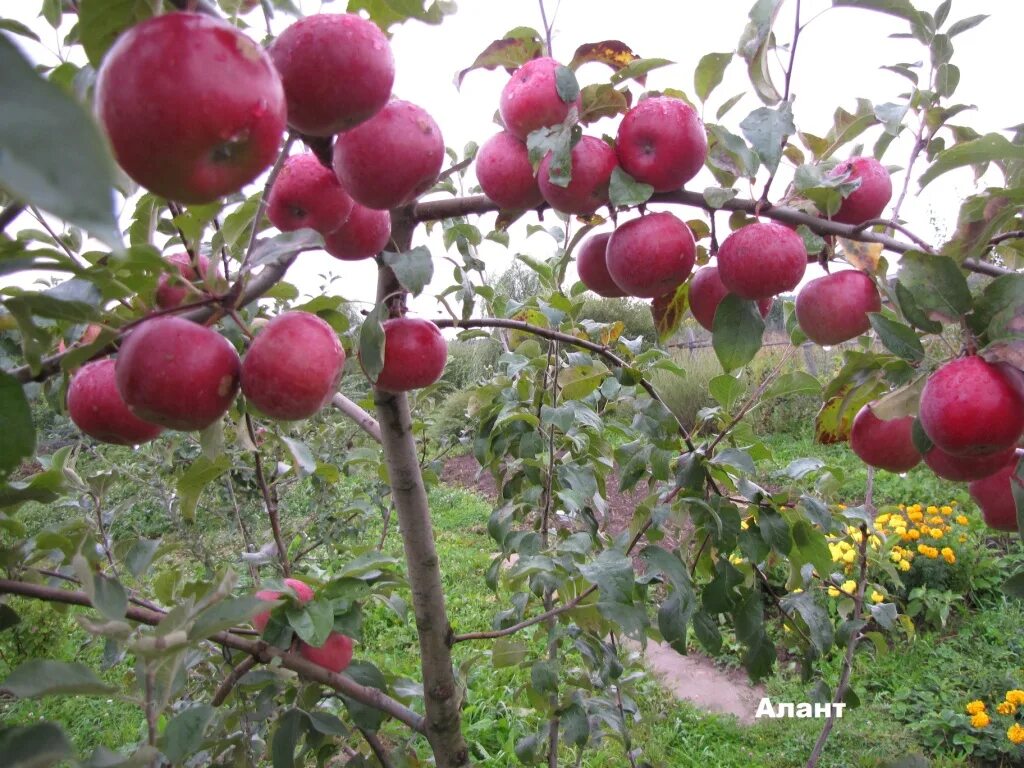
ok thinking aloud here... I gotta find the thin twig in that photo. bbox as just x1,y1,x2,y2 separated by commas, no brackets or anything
758,0,801,204
358,727,395,768
245,413,291,577
538,0,554,58
0,202,25,232
211,655,258,706
851,217,934,252
609,634,640,768
236,133,296,287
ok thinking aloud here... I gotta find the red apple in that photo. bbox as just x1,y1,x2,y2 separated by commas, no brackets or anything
688,266,772,332
323,204,392,261
827,156,892,225
269,13,394,136
923,444,1018,482
332,100,445,210
576,233,626,298
476,131,543,210
849,403,920,473
969,460,1022,532
95,13,285,204
615,96,707,192
919,356,1024,457
795,270,881,345
605,213,695,299
499,57,582,141
252,578,315,633
537,135,617,216
155,252,224,310
267,154,354,235
299,631,354,673
67,359,163,446
115,316,241,431
241,312,345,421
717,222,807,300
367,317,447,393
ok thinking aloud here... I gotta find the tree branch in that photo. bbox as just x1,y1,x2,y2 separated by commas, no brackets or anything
0,578,425,734
211,654,258,707
245,413,290,577
0,202,25,232
331,393,383,444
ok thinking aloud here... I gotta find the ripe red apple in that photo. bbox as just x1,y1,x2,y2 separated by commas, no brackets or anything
476,132,543,210
795,270,881,345
687,266,771,332
241,312,345,421
267,154,354,235
95,13,285,204
615,96,707,192
919,356,1024,457
252,578,315,633
269,13,394,136
299,631,354,673
332,100,445,210
605,213,695,299
537,135,617,216
67,359,163,446
923,444,1017,482
717,222,807,300
367,317,447,393
969,460,1022,532
576,233,626,298
115,316,241,431
499,57,582,141
323,204,392,261
155,252,224,310
849,404,920,473
827,156,892,225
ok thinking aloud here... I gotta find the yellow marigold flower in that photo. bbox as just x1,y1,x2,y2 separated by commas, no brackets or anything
869,535,881,549
959,534,969,543
956,515,969,525
890,551,903,563
1009,723,1024,745
997,701,1018,716
1006,690,1024,706
966,700,987,715
927,505,939,514
929,515,945,525
841,580,857,594
877,514,891,526
951,500,957,506
971,712,991,728
941,547,954,557
930,528,944,539
940,506,953,515
917,544,929,555
907,529,921,540
899,560,911,572
870,590,884,604
898,503,906,510
827,586,840,598
791,588,803,594
890,515,906,527
843,550,856,564
908,510,924,522
944,551,956,565
895,527,907,537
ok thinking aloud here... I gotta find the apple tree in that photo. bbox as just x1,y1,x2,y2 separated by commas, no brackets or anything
0,0,1022,767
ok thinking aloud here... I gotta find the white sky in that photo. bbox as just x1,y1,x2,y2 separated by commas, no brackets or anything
5,0,1022,321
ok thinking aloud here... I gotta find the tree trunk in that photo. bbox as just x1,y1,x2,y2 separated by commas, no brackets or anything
372,211,470,767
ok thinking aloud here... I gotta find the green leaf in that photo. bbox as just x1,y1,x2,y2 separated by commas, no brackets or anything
78,0,154,67
947,14,988,37
382,247,434,297
781,590,833,653
0,722,74,768
694,52,732,102
790,520,833,579
709,374,746,410
176,455,231,522
894,280,943,333
608,167,654,208
868,313,925,362
0,19,41,42
759,508,792,554
249,230,324,268
160,705,214,765
346,0,454,31
831,0,925,26
339,662,389,731
609,57,674,85
658,591,694,654
286,600,334,648
578,83,631,125
713,294,766,371
125,538,161,580
554,64,580,104
764,371,821,400
306,712,347,736
279,436,316,479
530,659,558,695
1,660,114,698
971,273,1024,336
703,186,738,209
919,133,1024,188
1002,569,1024,600
0,371,34,478
455,28,544,89
0,35,121,248
738,0,784,105
358,303,387,383
578,550,634,604
896,251,972,321
691,610,722,654
739,103,795,174
190,595,271,640
271,709,308,768
560,701,590,748
93,573,127,621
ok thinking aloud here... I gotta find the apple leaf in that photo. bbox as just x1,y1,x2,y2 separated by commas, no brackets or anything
738,0,784,105
896,251,972,322
609,57,673,85
0,35,121,249
455,28,543,88
177,455,231,523
740,103,795,175
382,247,434,297
709,373,747,411
651,283,688,344
869,377,926,420
160,705,215,766
358,304,387,383
919,133,1024,188
578,84,631,125
831,0,926,26
287,599,334,648
712,295,765,372
569,39,640,75
608,167,653,208
78,0,154,67
527,123,577,188
1,660,114,698
347,0,455,34
0,372,34,479
271,708,309,768
868,313,925,362
249,230,324,269
894,280,943,333
554,65,580,104
0,722,74,768
694,52,733,102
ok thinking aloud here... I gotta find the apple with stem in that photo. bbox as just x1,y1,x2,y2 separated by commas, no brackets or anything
96,12,286,204
499,57,581,141
67,359,163,446
605,212,695,299
241,312,345,421
827,156,892,225
267,154,354,235
795,270,881,345
615,96,707,192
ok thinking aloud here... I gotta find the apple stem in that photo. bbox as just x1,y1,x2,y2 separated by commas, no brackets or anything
537,0,555,58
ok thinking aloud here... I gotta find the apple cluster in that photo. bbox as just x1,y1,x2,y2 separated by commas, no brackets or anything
68,12,452,448
252,579,354,673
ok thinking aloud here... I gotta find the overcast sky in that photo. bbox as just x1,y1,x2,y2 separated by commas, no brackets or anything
5,0,1022,320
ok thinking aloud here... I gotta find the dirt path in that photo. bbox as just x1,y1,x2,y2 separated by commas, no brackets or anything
441,454,766,726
